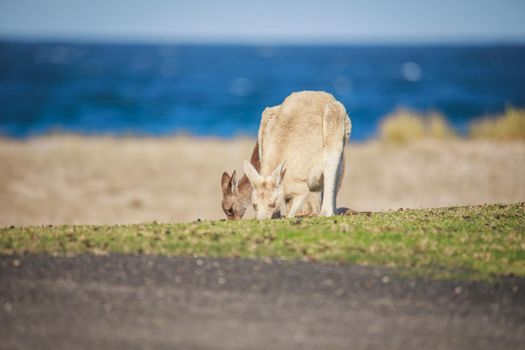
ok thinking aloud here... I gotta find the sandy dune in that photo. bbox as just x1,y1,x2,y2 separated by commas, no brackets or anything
0,136,524,227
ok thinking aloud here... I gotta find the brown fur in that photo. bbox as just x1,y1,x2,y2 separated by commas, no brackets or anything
220,141,260,220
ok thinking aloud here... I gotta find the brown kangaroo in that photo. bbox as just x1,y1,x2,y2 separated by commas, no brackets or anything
220,141,260,220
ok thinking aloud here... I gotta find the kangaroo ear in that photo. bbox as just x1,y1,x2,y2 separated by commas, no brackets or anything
221,172,231,194
231,170,239,193
270,161,286,185
243,161,261,187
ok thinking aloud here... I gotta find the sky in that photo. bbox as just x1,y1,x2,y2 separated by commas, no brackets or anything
1,0,525,44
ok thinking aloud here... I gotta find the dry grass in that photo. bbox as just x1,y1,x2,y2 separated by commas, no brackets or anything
380,107,525,143
1,136,524,226
470,107,525,140
379,109,456,144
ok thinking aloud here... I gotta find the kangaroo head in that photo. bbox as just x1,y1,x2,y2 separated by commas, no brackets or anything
243,160,286,220
220,170,251,220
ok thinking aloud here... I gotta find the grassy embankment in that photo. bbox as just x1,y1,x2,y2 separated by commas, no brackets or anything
1,203,524,281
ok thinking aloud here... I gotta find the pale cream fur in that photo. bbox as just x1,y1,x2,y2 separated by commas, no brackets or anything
244,91,351,219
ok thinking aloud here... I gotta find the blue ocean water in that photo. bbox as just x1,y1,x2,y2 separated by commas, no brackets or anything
0,41,524,140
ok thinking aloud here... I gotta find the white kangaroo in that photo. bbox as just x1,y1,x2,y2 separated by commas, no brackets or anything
243,91,351,219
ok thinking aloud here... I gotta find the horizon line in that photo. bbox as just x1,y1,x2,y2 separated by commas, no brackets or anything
2,33,525,47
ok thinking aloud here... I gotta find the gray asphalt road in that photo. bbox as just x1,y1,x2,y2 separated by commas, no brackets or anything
1,254,524,350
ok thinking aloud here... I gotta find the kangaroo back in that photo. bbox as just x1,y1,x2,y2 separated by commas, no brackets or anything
257,106,279,161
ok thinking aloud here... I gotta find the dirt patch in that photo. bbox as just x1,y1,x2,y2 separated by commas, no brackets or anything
0,136,524,226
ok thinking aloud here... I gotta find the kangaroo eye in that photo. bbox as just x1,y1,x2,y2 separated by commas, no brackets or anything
268,202,276,208
253,204,258,210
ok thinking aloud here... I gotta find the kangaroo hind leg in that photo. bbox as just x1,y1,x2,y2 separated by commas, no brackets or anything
320,101,346,217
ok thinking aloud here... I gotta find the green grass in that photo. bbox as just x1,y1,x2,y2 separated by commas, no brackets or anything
1,203,524,281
